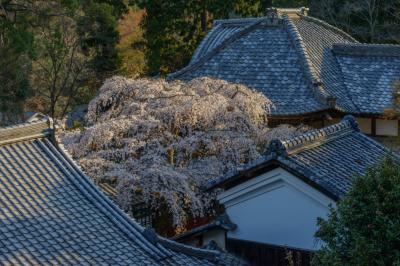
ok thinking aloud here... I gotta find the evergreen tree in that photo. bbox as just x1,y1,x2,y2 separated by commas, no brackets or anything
0,1,35,121
0,0,128,121
78,1,123,85
313,157,400,265
136,0,310,75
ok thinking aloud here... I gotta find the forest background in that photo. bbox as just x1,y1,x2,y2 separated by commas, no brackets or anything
0,0,399,123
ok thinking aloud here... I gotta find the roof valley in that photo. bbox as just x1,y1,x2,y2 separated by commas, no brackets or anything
330,52,362,113
292,15,360,113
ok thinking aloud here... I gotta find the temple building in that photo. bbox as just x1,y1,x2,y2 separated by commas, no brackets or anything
169,8,400,137
177,116,396,265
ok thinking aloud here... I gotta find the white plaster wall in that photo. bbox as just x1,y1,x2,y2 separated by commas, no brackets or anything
376,119,398,136
218,168,335,251
203,229,226,250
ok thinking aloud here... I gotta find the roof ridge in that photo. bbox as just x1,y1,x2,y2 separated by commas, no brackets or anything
39,138,171,260
213,17,261,26
168,17,273,80
54,135,225,262
189,23,224,64
267,115,359,156
333,43,400,57
297,14,358,43
283,16,336,108
0,116,53,146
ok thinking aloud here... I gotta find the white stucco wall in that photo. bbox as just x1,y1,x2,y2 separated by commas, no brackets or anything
218,167,335,251
376,119,398,136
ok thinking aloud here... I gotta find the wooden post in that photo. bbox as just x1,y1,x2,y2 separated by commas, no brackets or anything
371,118,376,136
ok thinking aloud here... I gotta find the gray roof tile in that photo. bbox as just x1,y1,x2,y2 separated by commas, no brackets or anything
207,116,393,198
0,118,242,265
334,46,400,114
170,18,328,116
169,10,400,116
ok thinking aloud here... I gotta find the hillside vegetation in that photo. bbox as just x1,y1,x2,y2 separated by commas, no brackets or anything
117,8,146,77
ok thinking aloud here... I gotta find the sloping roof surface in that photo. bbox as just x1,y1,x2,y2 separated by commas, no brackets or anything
334,44,400,114
175,25,326,115
169,10,400,116
0,118,241,265
189,20,252,64
292,16,359,113
207,116,392,198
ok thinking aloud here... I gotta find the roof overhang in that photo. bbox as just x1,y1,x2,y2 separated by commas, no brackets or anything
206,158,339,201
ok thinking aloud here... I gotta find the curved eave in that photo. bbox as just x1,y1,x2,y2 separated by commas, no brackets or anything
267,108,335,120
167,18,266,80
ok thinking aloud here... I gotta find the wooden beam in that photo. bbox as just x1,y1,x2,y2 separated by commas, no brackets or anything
371,118,376,136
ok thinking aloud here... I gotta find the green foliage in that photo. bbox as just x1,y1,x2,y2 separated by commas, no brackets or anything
31,2,88,119
0,2,35,115
274,0,307,8
313,157,400,266
135,0,310,75
137,0,208,75
94,0,128,18
117,8,146,77
0,0,129,121
78,1,122,81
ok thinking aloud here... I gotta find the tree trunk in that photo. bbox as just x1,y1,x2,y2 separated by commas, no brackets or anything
201,7,207,32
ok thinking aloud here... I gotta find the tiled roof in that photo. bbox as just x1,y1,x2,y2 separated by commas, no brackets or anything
169,16,330,116
292,15,359,113
0,117,242,265
169,9,400,117
333,44,400,114
173,214,237,242
206,116,393,199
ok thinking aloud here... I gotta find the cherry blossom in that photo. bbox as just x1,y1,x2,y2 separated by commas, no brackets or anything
60,77,306,226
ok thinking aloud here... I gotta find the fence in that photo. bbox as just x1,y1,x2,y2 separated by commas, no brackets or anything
226,238,313,266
